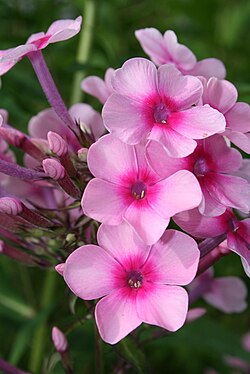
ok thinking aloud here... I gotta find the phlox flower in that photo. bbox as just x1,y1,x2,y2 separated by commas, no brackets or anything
81,134,202,245
81,68,115,104
174,208,250,277
62,223,200,344
0,17,82,76
189,267,247,313
146,135,250,216
103,58,226,157
201,77,250,153
135,28,226,79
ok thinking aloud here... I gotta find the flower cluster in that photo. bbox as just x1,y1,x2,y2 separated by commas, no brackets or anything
0,19,249,346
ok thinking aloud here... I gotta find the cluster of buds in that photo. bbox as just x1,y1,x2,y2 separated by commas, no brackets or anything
0,18,250,346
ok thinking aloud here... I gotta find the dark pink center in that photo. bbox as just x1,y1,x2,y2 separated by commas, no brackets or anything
127,270,144,289
131,181,147,200
193,157,208,177
153,102,170,124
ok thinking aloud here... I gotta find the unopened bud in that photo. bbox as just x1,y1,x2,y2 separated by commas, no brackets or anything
52,326,68,353
0,197,23,215
43,158,65,180
48,131,68,157
77,147,88,162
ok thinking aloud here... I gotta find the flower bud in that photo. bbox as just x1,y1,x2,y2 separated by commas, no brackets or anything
78,147,88,162
43,158,65,180
52,326,68,353
0,197,23,215
48,131,68,157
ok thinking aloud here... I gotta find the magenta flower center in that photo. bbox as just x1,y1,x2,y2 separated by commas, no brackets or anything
127,270,144,289
193,157,208,177
131,181,147,199
153,102,170,124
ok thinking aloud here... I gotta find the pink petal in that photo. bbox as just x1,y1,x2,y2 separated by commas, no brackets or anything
205,173,250,213
149,170,202,218
146,140,190,177
69,103,105,140
199,180,227,217
174,208,229,238
170,105,226,139
46,16,82,44
97,222,150,263
135,28,170,66
203,78,237,114
164,30,196,71
137,284,188,332
148,125,197,157
63,244,121,300
187,58,226,79
0,45,36,76
124,201,169,245
158,64,202,110
203,134,242,173
225,102,250,133
81,178,128,225
103,94,150,144
226,130,250,154
148,229,199,285
87,134,137,184
111,58,157,101
186,308,206,323
95,288,142,344
81,76,109,104
204,277,247,313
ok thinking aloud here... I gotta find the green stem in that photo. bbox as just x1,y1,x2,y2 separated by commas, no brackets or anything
70,0,96,105
28,270,57,373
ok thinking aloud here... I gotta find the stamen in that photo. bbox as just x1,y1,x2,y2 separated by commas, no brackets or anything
127,270,143,289
131,181,147,200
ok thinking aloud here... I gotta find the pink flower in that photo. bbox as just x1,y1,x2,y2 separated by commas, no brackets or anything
201,77,250,153
0,16,82,76
81,68,115,104
174,208,250,277
146,135,250,216
62,223,200,344
81,134,202,245
103,58,226,157
135,28,226,79
189,268,247,313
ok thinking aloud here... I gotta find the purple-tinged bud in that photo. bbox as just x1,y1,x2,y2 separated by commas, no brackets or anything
0,197,23,215
48,131,68,157
55,263,65,276
52,326,68,353
43,158,81,199
78,147,88,162
43,158,65,180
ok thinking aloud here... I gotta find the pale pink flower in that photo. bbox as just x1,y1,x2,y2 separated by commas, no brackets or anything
81,134,202,245
52,326,68,353
135,28,226,79
189,268,247,313
81,68,115,104
62,223,200,344
0,17,82,76
103,58,226,157
201,77,250,153
146,135,250,216
174,208,250,277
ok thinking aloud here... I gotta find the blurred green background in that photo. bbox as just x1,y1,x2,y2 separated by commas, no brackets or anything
0,0,250,373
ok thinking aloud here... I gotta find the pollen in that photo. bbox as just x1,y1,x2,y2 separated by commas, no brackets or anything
127,270,144,289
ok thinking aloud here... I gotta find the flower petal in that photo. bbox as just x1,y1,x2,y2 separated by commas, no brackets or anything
203,78,237,114
81,178,128,225
204,277,247,313
64,245,122,300
148,125,197,157
226,102,250,133
226,130,250,154
137,284,188,332
174,208,229,238
112,58,158,100
97,222,150,263
147,229,199,285
95,288,142,344
125,201,169,245
135,28,169,66
87,134,137,184
46,16,82,44
187,58,226,79
158,65,202,110
169,105,226,139
103,94,150,144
